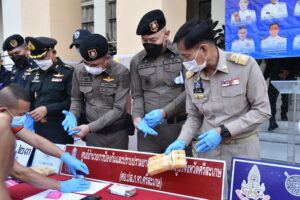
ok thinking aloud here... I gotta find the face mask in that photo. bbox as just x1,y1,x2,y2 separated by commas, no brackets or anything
7,109,27,128
143,43,163,58
35,59,53,71
84,64,104,75
11,55,28,68
183,48,207,72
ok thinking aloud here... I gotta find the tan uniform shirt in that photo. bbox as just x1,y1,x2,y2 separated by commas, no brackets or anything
70,59,130,132
178,49,271,145
130,40,186,120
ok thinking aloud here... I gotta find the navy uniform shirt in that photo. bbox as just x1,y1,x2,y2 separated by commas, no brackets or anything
10,58,39,88
0,65,11,89
26,57,73,115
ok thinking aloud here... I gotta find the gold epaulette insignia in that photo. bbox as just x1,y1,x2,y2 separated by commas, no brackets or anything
230,54,250,65
186,71,195,79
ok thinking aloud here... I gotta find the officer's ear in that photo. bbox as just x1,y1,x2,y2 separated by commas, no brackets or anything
164,29,170,40
51,49,57,56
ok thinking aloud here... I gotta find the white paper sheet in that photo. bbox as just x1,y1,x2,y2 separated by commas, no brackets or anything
76,181,110,194
24,190,85,200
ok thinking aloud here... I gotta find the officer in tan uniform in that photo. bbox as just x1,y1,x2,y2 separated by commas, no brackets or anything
62,34,130,149
131,9,191,154
165,20,271,196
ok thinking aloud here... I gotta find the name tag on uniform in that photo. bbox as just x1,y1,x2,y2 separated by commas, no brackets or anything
222,78,240,87
193,81,204,94
51,78,63,82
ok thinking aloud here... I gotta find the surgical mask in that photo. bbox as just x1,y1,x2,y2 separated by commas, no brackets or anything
143,43,163,58
7,109,27,128
84,64,104,75
183,48,207,72
11,55,29,68
35,59,53,71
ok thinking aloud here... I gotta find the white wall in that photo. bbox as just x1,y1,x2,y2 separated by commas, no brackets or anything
2,0,23,66
211,0,225,29
94,0,106,35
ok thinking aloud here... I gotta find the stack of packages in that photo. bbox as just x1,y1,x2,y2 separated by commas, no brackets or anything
147,150,187,176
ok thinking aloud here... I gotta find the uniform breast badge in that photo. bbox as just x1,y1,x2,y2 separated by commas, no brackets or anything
103,76,115,82
193,81,205,99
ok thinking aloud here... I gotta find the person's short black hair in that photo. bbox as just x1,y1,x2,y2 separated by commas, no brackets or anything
238,26,247,31
173,19,216,49
0,84,31,109
269,23,279,29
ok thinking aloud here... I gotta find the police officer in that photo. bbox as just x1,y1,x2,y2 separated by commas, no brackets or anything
0,60,11,89
25,36,74,144
62,34,130,149
261,0,287,21
165,20,271,197
230,0,256,26
261,23,287,52
130,9,191,155
293,35,300,50
231,27,255,54
295,0,300,16
264,58,298,131
2,34,38,88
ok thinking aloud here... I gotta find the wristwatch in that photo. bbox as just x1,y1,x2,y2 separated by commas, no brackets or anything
219,124,231,139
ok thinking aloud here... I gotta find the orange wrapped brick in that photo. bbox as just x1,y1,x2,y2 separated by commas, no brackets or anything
147,150,187,176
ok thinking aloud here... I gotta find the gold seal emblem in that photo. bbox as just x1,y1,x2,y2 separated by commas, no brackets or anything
27,41,36,50
103,76,115,82
149,20,159,32
88,49,98,59
9,39,18,48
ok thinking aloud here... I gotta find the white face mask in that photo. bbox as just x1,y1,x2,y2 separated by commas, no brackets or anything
183,48,207,72
84,64,104,75
35,59,53,71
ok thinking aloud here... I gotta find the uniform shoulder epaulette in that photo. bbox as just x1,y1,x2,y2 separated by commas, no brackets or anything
246,38,253,41
186,71,195,79
296,35,300,38
262,3,269,8
228,53,250,66
280,35,287,38
261,37,267,40
298,0,300,4
233,39,238,43
279,2,285,5
63,64,73,69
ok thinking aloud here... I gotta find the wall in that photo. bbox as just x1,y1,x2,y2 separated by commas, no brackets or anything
117,0,186,54
211,0,225,29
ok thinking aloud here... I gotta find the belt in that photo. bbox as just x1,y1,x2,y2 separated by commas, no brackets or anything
221,133,258,144
166,114,187,124
97,122,126,134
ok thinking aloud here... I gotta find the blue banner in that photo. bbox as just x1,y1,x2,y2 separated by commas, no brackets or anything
225,0,300,59
229,158,300,200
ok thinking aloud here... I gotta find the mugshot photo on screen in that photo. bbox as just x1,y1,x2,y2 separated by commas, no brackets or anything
261,0,288,21
261,23,287,52
231,27,255,54
231,0,257,26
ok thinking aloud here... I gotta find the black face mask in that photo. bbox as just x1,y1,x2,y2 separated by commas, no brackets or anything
143,43,163,58
11,55,29,67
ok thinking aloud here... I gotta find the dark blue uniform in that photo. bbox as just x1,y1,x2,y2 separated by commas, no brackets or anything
26,58,74,144
0,65,11,89
10,59,39,88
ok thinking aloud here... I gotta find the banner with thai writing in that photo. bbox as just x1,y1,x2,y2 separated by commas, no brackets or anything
225,0,300,59
229,158,300,200
60,145,226,200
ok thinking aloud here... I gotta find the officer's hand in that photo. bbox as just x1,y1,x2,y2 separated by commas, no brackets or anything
195,129,222,152
61,152,89,175
59,178,91,193
144,109,164,128
29,106,47,121
73,125,90,138
164,139,186,155
137,118,158,138
24,113,35,132
62,110,80,135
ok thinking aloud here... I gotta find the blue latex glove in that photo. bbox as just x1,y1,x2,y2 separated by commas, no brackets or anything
144,109,163,128
195,129,222,152
137,118,158,138
60,178,91,193
164,139,186,155
61,152,89,176
24,112,35,132
62,110,80,135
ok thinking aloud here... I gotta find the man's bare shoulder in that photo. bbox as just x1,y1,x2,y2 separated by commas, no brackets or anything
0,113,11,131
